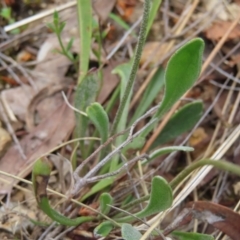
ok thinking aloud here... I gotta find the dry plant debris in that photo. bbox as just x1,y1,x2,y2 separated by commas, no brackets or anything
0,0,240,239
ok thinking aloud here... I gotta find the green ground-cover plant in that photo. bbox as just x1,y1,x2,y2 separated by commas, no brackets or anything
0,7,20,34
31,0,240,239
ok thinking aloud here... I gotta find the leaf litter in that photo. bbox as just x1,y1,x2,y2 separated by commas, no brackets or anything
0,0,240,239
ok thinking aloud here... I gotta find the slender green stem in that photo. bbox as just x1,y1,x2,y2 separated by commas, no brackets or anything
56,34,78,71
169,159,240,190
77,0,92,84
111,0,151,135
106,85,120,113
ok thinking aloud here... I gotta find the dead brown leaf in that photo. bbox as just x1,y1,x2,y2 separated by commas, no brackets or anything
205,21,240,41
0,102,75,196
116,0,137,21
97,61,120,104
93,0,116,22
163,201,240,240
26,81,73,130
140,42,168,67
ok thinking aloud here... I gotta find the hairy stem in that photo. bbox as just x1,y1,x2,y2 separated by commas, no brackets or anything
111,0,151,135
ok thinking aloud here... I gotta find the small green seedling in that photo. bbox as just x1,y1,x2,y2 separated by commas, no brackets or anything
47,11,76,65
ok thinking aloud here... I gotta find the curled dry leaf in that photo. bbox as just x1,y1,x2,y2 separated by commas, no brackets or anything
163,201,240,240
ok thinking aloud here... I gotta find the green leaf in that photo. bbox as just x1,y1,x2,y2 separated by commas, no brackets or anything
121,224,142,240
94,221,113,237
0,7,11,20
151,101,203,149
87,102,109,144
130,67,165,124
147,0,162,35
112,62,132,141
123,136,145,152
111,62,133,170
156,38,204,118
74,73,100,157
99,193,113,215
117,176,173,223
32,158,94,226
53,11,59,27
66,37,74,51
146,146,194,164
172,231,214,240
46,23,56,32
32,158,52,177
136,176,172,218
59,21,66,33
77,0,92,83
81,177,113,201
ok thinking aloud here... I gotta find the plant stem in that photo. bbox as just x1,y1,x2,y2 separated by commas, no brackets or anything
111,0,151,135
77,0,92,85
56,34,78,71
170,159,240,190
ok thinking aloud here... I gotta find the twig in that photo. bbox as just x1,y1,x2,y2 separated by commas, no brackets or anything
4,1,76,32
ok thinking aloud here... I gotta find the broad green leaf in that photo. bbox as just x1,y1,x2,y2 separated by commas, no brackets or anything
74,73,100,157
117,176,173,223
172,231,214,240
156,38,204,118
94,221,113,237
121,224,142,240
87,102,109,144
77,0,92,83
130,67,165,124
151,101,203,149
99,193,113,215
136,176,172,218
144,146,194,164
147,0,162,35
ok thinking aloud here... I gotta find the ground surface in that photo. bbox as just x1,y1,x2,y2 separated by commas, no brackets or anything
0,0,240,239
